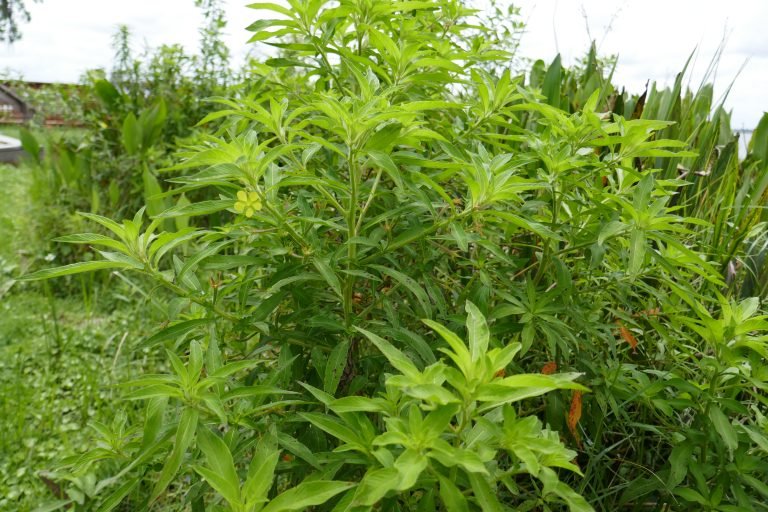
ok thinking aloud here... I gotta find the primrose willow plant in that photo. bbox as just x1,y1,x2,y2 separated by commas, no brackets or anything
22,0,768,510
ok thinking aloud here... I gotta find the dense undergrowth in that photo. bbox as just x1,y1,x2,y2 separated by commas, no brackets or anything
3,1,768,511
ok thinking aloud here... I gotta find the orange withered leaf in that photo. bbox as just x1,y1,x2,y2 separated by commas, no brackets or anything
616,321,638,352
541,361,557,375
567,390,583,447
494,368,506,378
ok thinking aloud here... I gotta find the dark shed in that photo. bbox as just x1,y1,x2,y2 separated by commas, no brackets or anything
0,83,32,122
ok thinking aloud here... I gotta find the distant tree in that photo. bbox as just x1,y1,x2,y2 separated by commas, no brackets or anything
194,0,230,94
0,0,40,42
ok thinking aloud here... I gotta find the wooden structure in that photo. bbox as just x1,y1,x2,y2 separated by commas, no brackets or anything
0,81,84,126
0,83,33,123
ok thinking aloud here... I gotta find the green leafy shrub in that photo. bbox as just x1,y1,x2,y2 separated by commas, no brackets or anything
17,0,768,511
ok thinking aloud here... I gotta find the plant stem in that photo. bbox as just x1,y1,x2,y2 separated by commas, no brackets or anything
344,150,359,327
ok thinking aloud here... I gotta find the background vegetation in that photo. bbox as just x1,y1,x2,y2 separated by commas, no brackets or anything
2,1,768,511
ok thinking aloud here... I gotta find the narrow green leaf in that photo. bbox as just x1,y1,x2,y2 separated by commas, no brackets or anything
313,257,343,299
277,433,322,469
351,468,401,507
674,487,708,505
668,441,692,487
123,384,183,401
742,425,768,455
261,480,355,512
141,397,167,451
139,318,214,349
95,477,140,512
355,327,419,378
422,319,471,376
148,227,203,264
177,240,232,283
597,221,626,245
246,2,295,18
468,473,503,512
465,301,489,361
742,474,768,500
196,426,240,507
78,212,126,238
193,466,241,509
542,54,562,107
205,359,262,381
299,413,361,447
323,340,350,395
298,382,335,406
19,128,41,163
394,448,427,489
482,210,563,240
143,168,167,219
429,444,487,475
329,396,387,414
222,385,296,401
31,500,71,512
156,199,232,219
54,233,128,252
150,408,198,502
476,373,587,410
18,261,136,281
437,473,469,512
629,228,646,275
122,113,141,155
708,405,738,454
450,223,469,251
367,150,403,188
244,434,279,505
370,264,432,318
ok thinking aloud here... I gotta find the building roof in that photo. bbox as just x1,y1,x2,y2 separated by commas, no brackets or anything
0,83,28,109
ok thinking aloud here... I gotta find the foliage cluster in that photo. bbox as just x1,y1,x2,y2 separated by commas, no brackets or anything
12,1,231,269
0,0,38,42
9,1,768,511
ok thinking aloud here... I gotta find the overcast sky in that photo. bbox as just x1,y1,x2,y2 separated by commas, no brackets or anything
2,0,766,129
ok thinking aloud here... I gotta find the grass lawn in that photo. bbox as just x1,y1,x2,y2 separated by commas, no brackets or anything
0,124,87,141
0,161,159,511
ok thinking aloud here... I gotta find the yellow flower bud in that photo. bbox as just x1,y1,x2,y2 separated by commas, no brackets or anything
234,190,262,218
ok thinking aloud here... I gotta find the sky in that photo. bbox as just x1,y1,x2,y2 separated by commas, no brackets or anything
1,0,766,129
512,0,767,130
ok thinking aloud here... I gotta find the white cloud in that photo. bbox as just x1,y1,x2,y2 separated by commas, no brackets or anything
1,0,253,81
510,0,767,128
2,0,765,128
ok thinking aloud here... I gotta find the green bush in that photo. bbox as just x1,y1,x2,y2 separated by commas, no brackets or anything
18,1,768,511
